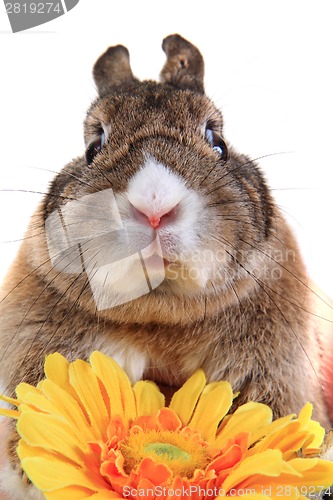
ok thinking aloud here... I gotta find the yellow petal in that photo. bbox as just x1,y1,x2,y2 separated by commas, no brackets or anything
0,408,20,419
44,486,102,499
302,420,326,451
35,379,95,442
169,370,206,425
216,401,272,447
44,353,75,396
17,411,87,466
21,456,105,492
298,402,313,425
0,394,19,407
17,439,50,461
222,449,284,490
249,419,319,458
44,486,121,499
248,414,295,446
16,382,43,403
89,351,136,423
285,458,333,486
68,359,109,440
188,381,233,443
133,380,165,416
43,354,87,411
16,387,63,415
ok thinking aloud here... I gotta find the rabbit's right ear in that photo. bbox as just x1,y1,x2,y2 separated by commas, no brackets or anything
93,45,138,97
160,34,205,94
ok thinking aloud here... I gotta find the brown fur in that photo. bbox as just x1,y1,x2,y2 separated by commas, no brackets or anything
0,35,331,489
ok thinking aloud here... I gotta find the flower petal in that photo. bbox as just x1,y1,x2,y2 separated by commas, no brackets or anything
44,485,120,499
169,370,206,425
137,457,172,485
21,456,106,492
284,458,333,486
68,359,109,440
301,421,326,452
0,408,19,419
16,382,43,403
298,402,313,425
39,379,96,441
133,381,165,417
157,408,182,431
17,411,88,466
248,414,295,447
188,381,233,442
216,402,272,447
221,449,284,490
16,384,67,416
0,394,19,407
44,353,74,395
17,439,55,461
89,351,136,423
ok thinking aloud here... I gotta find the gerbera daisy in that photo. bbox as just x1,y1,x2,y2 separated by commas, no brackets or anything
0,351,332,499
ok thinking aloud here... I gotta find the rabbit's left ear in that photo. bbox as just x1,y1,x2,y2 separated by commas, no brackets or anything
93,45,138,97
160,34,205,94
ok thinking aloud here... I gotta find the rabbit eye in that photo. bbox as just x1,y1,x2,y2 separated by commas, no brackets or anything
86,131,106,166
205,127,228,162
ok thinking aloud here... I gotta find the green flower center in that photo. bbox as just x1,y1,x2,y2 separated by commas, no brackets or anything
120,427,211,477
144,442,191,462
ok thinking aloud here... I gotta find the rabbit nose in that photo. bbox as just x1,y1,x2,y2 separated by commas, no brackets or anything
147,215,161,229
130,203,179,229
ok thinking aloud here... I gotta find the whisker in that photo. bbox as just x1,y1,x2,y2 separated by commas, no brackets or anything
210,233,324,386
238,237,333,320
203,151,292,197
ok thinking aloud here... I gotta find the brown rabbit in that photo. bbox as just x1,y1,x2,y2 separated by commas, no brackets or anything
0,34,331,497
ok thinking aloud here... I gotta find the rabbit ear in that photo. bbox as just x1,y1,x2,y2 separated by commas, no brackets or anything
93,45,138,97
160,34,205,94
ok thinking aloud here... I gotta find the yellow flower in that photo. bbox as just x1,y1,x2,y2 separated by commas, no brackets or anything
0,351,332,499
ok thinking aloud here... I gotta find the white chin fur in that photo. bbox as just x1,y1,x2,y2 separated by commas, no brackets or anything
81,155,211,306
125,156,211,289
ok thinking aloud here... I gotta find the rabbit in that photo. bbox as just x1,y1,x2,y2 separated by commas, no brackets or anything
0,34,332,497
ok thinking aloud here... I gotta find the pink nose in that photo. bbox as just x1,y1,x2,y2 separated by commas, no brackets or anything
130,203,178,229
148,215,161,229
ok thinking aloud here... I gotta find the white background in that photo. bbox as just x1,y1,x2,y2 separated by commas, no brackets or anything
0,0,332,297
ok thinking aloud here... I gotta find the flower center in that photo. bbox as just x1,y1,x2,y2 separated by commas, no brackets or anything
144,442,191,462
120,429,212,478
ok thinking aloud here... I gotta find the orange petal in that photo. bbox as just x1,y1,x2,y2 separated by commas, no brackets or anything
157,408,182,431
107,415,127,442
207,433,248,473
137,457,172,485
